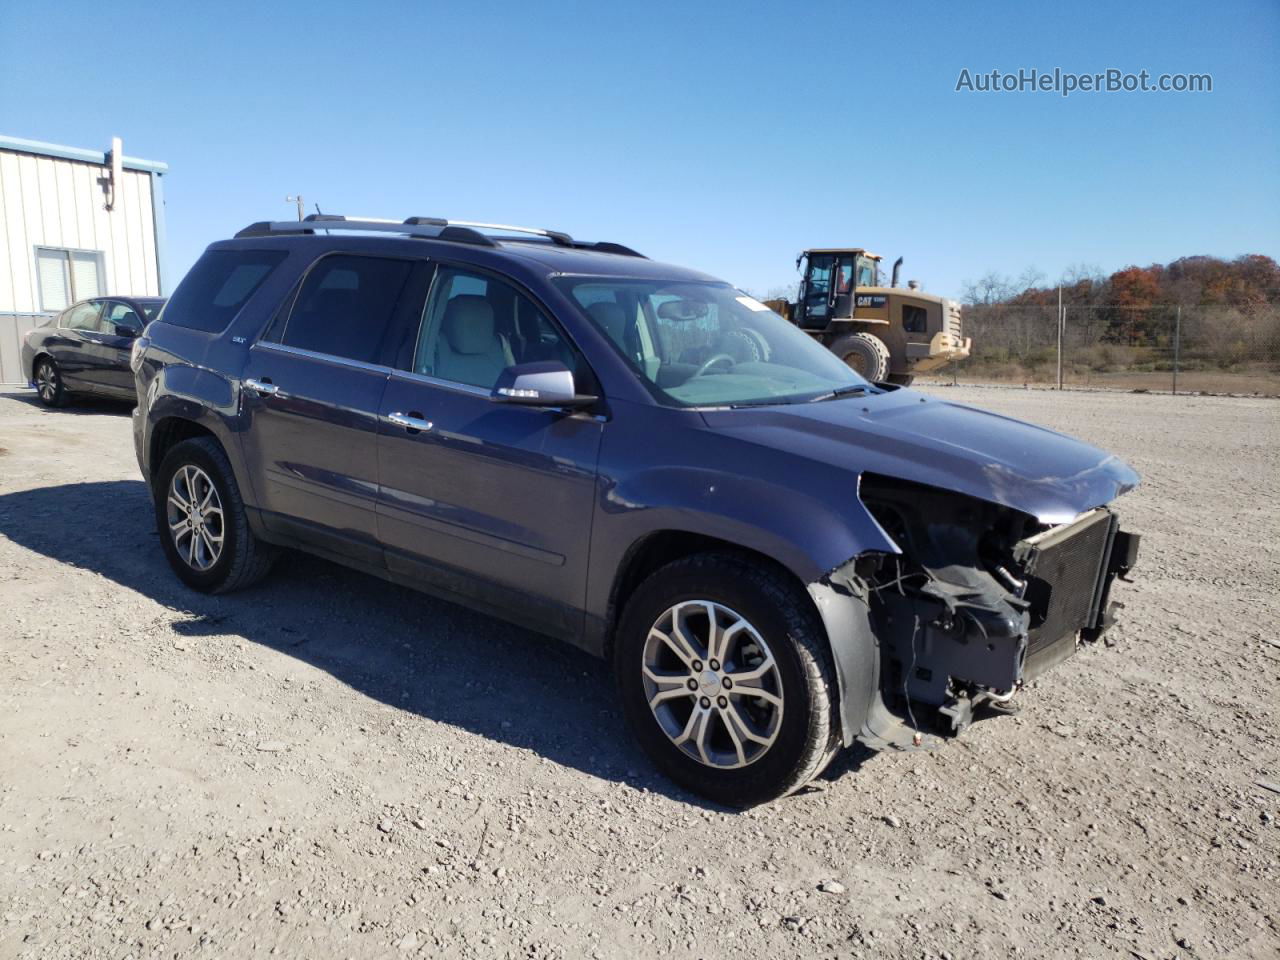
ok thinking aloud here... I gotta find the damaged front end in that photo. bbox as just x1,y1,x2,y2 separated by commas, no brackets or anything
851,473,1139,740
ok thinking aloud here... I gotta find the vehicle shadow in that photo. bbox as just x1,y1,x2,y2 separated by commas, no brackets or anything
1,389,134,416
0,479,871,808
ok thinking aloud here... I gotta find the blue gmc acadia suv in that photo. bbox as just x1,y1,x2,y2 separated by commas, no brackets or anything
131,215,1140,805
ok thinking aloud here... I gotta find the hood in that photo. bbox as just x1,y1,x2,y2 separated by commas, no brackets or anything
700,389,1139,524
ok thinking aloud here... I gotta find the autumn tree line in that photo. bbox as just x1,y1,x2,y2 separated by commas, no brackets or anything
957,254,1280,380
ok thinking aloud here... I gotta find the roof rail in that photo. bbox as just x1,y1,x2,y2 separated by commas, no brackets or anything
232,214,646,257
410,217,575,247
233,216,495,246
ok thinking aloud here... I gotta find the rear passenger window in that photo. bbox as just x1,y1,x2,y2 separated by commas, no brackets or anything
280,255,413,364
163,249,287,333
61,302,102,332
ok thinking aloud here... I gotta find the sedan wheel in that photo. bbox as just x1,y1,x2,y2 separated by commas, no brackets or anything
35,359,66,407
642,600,784,769
166,464,225,571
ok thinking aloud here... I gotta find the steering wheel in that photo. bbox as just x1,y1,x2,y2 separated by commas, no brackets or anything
694,353,736,377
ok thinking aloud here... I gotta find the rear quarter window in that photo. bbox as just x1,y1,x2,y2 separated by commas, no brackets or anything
161,249,288,333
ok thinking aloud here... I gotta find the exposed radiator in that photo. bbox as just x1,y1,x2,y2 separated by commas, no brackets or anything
1017,509,1115,654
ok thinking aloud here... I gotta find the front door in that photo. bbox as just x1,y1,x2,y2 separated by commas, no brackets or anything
798,254,835,329
95,301,145,394
375,265,602,640
239,253,425,567
831,255,857,319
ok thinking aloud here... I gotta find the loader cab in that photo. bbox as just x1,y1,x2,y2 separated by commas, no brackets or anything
796,249,882,330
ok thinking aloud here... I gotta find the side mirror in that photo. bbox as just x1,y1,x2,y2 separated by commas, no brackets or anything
114,323,140,338
490,361,597,409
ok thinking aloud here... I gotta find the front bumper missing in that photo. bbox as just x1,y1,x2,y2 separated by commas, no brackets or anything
865,508,1139,739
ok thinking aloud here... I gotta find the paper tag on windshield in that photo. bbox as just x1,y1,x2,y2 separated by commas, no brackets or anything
735,295,770,312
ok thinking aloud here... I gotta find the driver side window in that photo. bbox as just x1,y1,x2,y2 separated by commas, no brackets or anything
103,301,143,334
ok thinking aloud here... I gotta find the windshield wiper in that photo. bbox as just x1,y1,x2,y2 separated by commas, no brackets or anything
808,385,869,403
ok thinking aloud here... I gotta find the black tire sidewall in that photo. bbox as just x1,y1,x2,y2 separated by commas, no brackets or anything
834,334,889,382
615,561,830,806
153,440,243,592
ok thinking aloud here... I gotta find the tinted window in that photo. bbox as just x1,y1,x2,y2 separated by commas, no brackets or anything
903,304,927,333
137,300,165,321
103,301,144,333
163,249,287,333
281,255,413,364
62,302,102,332
412,267,580,389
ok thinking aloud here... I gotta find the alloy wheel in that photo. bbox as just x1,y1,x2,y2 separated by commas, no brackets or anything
166,465,225,571
641,600,784,769
36,362,58,403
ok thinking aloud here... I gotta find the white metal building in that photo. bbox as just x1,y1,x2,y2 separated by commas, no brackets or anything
0,135,168,384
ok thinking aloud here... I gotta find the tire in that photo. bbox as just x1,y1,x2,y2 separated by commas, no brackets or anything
886,373,915,387
34,357,68,407
830,332,890,382
153,437,276,594
614,553,840,807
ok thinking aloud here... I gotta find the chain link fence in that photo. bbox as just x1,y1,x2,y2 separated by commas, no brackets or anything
918,303,1280,396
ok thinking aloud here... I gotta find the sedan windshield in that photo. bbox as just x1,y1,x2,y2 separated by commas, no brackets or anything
555,278,869,407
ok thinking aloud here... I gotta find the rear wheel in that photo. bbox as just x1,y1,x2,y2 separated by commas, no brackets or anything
34,358,68,407
886,372,915,387
154,437,276,593
615,553,840,806
830,332,890,382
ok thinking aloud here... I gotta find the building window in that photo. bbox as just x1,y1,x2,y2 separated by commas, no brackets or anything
35,246,105,312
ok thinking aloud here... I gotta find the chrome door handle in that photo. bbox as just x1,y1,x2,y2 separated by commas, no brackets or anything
387,411,433,432
245,378,279,397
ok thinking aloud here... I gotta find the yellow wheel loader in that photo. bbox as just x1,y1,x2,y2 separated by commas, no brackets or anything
765,249,971,385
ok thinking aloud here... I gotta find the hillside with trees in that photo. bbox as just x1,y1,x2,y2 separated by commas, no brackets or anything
954,254,1280,392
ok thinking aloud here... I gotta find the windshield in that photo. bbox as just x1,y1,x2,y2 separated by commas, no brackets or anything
555,278,870,407
139,300,166,321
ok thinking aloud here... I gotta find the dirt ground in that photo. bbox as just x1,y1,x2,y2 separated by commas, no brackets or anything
1,385,1277,960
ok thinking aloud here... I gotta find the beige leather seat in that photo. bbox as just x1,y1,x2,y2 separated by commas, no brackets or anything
434,295,514,388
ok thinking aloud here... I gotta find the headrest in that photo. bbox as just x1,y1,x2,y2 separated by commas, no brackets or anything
587,301,627,342
442,296,495,355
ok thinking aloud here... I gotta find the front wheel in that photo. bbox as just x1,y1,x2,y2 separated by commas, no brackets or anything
830,332,891,382
154,437,276,593
614,553,840,806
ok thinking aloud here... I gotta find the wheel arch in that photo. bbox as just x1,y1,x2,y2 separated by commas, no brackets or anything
600,528,886,750
142,383,256,509
603,530,810,655
149,417,220,485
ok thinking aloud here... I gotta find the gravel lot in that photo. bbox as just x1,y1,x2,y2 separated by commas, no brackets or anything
1,384,1277,960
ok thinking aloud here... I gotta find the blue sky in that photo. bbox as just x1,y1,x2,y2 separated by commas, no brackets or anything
2,0,1277,298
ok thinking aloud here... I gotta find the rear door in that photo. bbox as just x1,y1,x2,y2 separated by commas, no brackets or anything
49,301,103,389
239,253,429,567
375,264,603,640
